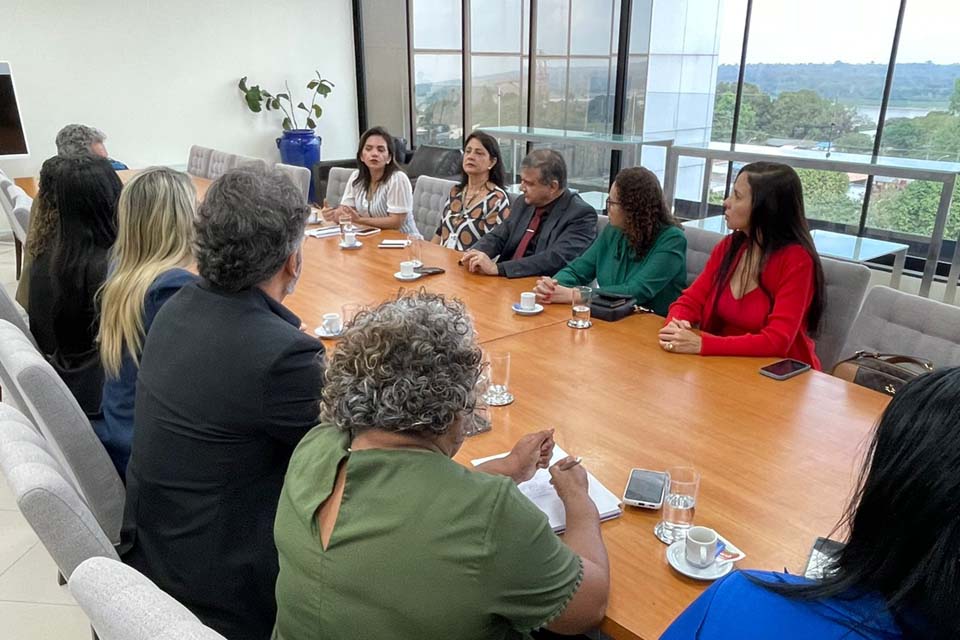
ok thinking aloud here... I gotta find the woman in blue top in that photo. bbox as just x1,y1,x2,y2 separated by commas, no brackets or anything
96,167,198,476
662,368,960,639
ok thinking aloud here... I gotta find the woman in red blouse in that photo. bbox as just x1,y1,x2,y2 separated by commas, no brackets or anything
659,162,825,369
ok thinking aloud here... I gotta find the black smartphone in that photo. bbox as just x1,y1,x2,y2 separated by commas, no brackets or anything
593,293,630,309
759,358,811,381
414,266,445,276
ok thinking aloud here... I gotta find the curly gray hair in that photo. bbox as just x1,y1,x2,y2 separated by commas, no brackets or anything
521,148,567,189
195,167,309,291
321,290,483,437
55,124,106,157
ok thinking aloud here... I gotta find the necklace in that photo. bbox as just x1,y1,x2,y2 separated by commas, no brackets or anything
463,182,489,208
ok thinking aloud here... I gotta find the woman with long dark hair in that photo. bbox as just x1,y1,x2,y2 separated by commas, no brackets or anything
662,367,960,638
659,162,825,368
534,166,686,316
433,131,511,250
29,155,121,414
325,126,418,235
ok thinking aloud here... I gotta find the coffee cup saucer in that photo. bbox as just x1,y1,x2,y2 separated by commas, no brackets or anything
512,302,544,316
666,541,734,581
339,240,362,250
314,326,343,339
394,271,423,281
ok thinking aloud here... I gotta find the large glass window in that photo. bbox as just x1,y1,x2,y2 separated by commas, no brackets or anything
411,0,463,148
868,1,960,254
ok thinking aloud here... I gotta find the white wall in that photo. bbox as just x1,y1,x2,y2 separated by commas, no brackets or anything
0,0,359,181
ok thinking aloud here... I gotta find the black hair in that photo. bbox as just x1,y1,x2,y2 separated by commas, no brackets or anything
750,367,960,638
459,131,506,189
352,126,403,196
707,162,825,336
51,155,121,286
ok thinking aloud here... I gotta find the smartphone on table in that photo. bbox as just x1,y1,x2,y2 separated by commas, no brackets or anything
622,468,668,509
759,358,811,381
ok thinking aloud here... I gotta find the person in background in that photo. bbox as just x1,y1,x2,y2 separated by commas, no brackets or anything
323,126,419,235
28,155,121,415
659,162,825,368
273,291,610,640
662,367,960,639
55,123,128,169
433,131,510,250
121,167,324,640
15,155,66,311
96,167,198,477
534,167,686,317
462,149,597,278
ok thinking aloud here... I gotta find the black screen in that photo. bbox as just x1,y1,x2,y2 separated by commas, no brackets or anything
626,470,666,502
761,359,810,377
0,63,28,156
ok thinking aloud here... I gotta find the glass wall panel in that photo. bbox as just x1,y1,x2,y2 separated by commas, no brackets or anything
412,0,461,50
413,54,463,147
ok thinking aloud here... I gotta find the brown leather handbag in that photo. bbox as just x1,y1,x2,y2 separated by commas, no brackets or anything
832,351,934,396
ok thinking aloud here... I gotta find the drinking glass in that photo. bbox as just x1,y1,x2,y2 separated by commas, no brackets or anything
338,210,353,235
481,352,514,406
407,234,423,267
463,370,492,437
341,303,361,328
568,286,593,329
655,466,701,544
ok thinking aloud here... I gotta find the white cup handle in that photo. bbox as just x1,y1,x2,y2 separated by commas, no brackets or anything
699,546,707,567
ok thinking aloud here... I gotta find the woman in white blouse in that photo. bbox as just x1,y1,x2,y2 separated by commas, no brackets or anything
327,126,419,236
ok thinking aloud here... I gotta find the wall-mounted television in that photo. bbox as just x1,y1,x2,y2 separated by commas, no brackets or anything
0,62,28,157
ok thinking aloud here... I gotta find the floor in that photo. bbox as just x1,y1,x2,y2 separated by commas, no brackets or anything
0,239,92,638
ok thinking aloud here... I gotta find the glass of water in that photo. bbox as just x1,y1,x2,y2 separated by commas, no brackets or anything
464,370,492,437
407,234,423,267
481,352,514,406
655,466,701,544
338,210,353,235
568,286,593,329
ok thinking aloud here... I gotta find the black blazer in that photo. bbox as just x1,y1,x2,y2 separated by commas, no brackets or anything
121,282,324,640
471,189,598,278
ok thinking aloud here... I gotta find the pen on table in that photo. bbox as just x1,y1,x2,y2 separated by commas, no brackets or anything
557,456,582,470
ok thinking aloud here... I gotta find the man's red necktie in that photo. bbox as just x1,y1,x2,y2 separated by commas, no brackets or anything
511,207,546,261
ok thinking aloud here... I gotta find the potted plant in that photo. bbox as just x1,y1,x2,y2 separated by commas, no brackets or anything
239,72,334,200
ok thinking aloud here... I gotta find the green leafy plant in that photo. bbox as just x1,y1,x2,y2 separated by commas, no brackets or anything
238,72,335,131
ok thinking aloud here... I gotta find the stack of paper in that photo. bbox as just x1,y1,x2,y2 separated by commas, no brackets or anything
379,239,410,248
472,446,622,533
305,226,341,239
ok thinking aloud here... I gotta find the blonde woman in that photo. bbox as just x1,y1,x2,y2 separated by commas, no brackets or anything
96,167,197,476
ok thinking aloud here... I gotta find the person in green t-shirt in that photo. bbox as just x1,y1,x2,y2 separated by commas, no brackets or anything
533,166,687,316
273,291,610,640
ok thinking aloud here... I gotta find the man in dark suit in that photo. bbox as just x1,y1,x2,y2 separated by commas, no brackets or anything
462,149,597,278
121,167,324,640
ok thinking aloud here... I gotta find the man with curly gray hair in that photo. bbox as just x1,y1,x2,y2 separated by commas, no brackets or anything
55,123,128,169
122,167,325,640
273,290,610,640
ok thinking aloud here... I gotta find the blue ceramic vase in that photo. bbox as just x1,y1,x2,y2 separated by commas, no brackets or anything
276,129,321,202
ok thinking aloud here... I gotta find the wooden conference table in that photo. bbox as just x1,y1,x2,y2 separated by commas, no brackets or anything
289,230,890,639
14,169,213,201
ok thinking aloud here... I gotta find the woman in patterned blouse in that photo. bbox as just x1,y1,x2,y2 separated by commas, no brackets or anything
433,131,511,251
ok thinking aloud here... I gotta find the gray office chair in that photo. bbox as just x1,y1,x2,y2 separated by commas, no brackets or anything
206,150,234,181
233,154,269,172
816,258,871,371
0,404,118,582
411,175,457,239
186,145,214,177
682,225,724,286
70,557,228,640
597,214,610,236
837,286,960,368
0,320,124,544
0,276,34,347
325,166,354,207
1,184,30,279
275,162,312,204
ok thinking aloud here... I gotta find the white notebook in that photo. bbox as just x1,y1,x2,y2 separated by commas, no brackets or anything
472,446,622,533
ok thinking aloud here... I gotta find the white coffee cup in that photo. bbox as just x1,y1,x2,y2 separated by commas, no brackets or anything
400,260,416,277
322,313,342,335
520,291,536,310
684,526,718,568
343,231,357,246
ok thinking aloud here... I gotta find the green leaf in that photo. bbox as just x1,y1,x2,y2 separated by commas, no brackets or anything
244,89,263,112
317,83,332,98
282,117,292,130
307,80,319,90
261,89,272,98
276,93,289,101
307,117,316,129
238,76,248,92
264,100,272,111
312,104,322,118
297,101,307,110
272,98,281,110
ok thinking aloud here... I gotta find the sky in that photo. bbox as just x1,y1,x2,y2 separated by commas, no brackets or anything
719,0,960,65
